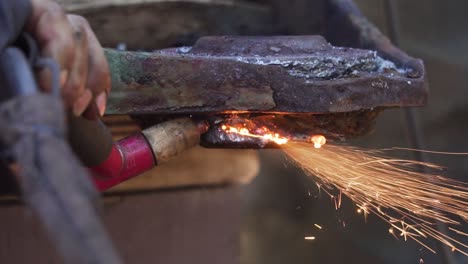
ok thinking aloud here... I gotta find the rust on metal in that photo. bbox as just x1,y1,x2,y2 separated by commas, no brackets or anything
106,35,426,115
103,0,428,147
324,0,425,79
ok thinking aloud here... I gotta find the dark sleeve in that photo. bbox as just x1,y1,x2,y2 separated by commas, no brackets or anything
0,0,32,51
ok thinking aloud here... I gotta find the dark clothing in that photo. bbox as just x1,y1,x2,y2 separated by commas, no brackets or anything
0,0,31,192
0,0,31,52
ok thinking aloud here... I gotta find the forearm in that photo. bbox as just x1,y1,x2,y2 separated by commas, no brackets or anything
0,0,32,51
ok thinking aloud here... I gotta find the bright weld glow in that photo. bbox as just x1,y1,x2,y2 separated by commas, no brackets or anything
221,124,327,148
283,142,468,256
311,135,327,149
304,236,316,240
221,124,290,145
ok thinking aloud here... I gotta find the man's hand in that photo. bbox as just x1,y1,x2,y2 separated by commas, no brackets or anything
26,0,110,120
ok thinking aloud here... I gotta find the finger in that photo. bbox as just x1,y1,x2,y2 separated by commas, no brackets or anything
64,24,91,116
30,2,76,92
81,16,111,116
68,15,110,119
73,89,93,118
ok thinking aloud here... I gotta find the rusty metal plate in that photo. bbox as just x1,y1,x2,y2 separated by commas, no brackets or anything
106,35,426,115
99,0,428,144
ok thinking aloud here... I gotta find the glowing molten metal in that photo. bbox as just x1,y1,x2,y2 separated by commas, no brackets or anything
220,124,326,148
311,135,327,149
221,124,289,145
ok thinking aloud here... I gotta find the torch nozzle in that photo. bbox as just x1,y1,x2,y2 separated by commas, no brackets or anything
90,118,206,191
142,118,205,164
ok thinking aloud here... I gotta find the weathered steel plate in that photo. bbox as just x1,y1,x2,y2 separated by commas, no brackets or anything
106,35,426,115
78,0,428,144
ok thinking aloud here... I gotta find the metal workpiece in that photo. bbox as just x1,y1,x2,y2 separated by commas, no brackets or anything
63,0,431,149
201,110,381,148
100,0,429,146
105,35,427,116
142,118,203,164
105,34,422,146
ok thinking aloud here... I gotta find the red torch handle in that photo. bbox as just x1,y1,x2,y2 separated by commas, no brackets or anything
89,118,206,191
90,133,155,191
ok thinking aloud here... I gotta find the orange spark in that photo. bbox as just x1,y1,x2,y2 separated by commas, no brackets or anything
219,121,468,255
333,191,343,210
314,224,323,230
304,236,316,240
449,227,468,237
283,142,468,256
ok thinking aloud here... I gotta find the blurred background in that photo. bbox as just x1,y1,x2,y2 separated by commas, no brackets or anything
2,1,466,263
